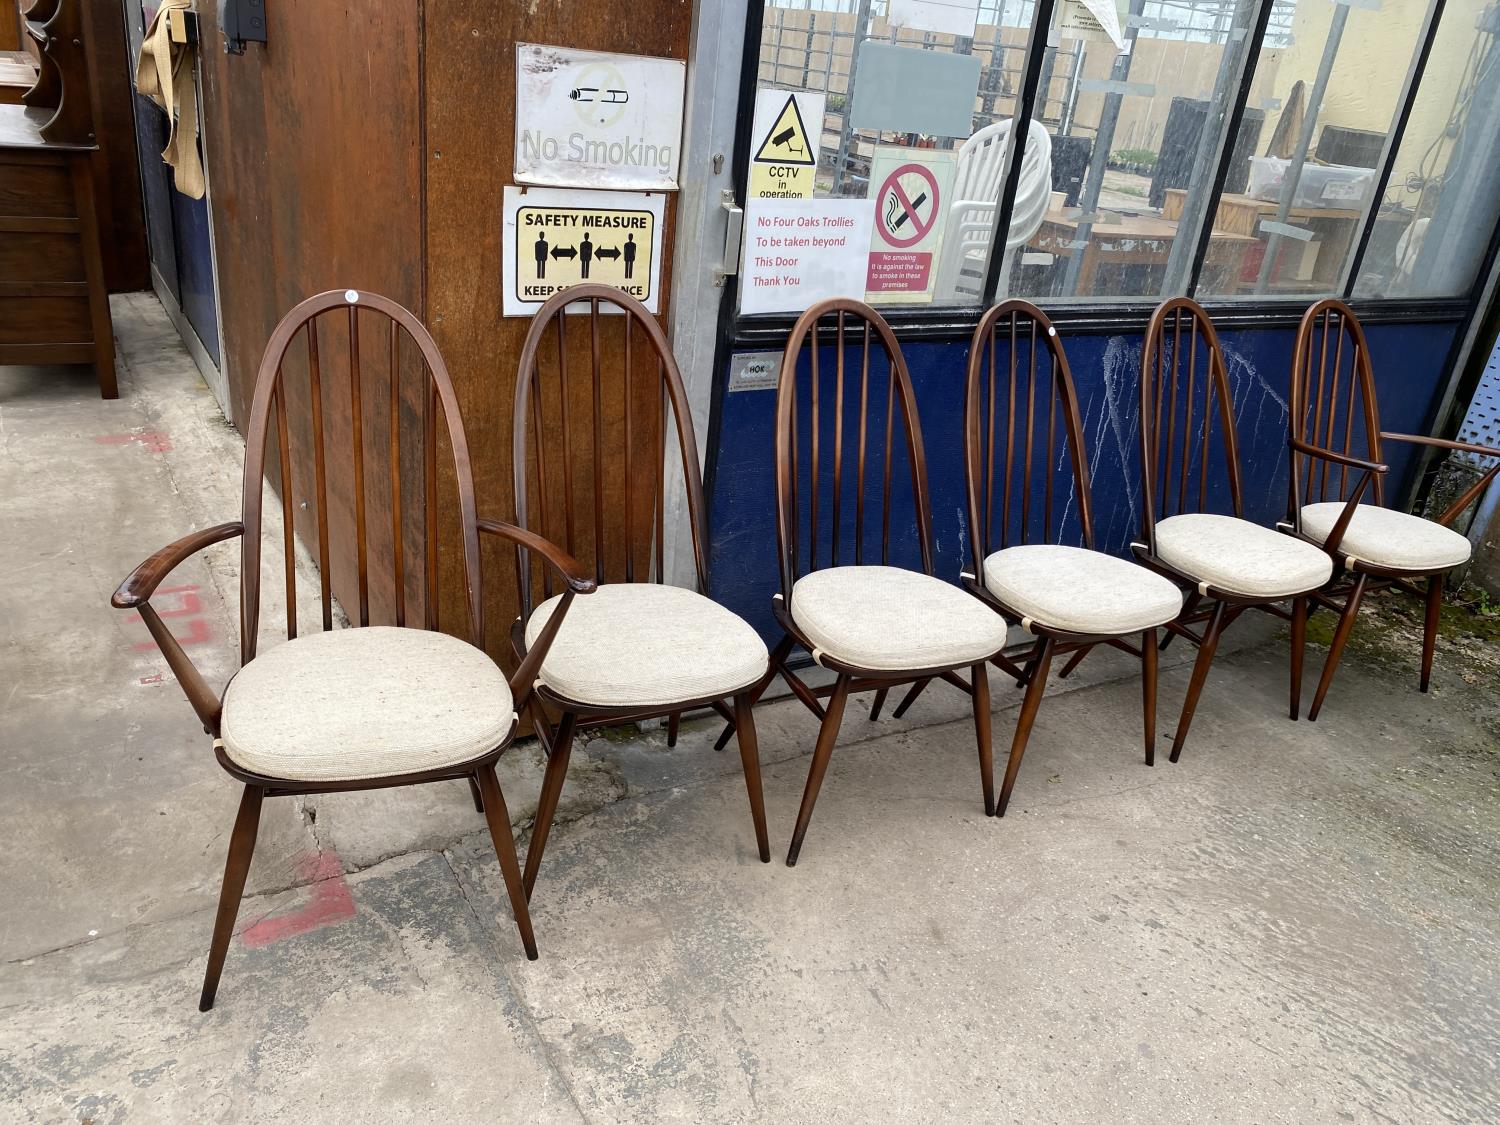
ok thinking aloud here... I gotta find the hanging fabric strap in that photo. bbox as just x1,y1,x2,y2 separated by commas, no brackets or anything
136,0,206,199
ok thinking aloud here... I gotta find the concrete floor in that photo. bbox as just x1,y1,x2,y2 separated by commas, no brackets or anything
2,295,1498,1123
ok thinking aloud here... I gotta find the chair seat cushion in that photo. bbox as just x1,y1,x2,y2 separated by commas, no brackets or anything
790,565,1007,671
982,544,1183,635
525,583,768,709
1300,502,1472,571
221,627,513,783
1154,513,1333,599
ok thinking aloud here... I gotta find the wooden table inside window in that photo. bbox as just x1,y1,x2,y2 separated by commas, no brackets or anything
1029,209,1257,294
1161,188,1363,288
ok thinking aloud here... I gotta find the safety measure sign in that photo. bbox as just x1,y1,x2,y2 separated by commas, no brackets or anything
748,90,825,200
866,149,955,301
502,187,665,316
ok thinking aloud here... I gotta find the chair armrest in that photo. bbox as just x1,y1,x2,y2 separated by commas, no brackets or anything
112,521,245,608
111,521,243,732
1380,432,1500,459
1380,433,1500,526
476,518,596,595
1289,438,1388,476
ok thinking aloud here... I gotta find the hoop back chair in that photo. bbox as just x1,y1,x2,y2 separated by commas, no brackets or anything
1286,299,1497,718
764,298,1007,865
510,284,772,900
112,290,592,1008
1133,297,1332,760
962,301,1181,815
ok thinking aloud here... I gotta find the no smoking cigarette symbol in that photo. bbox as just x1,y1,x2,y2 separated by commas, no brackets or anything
877,163,941,249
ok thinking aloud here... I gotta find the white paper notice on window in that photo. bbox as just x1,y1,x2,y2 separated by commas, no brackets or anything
888,0,981,38
740,199,874,316
1057,0,1127,49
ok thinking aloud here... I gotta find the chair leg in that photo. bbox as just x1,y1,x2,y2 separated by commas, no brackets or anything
521,711,577,900
1141,628,1158,767
467,776,485,813
971,662,995,815
1307,575,1368,722
786,674,851,867
716,634,794,750
1420,574,1443,693
476,766,538,961
890,677,930,719
1168,601,1228,764
733,692,771,863
1057,645,1091,679
667,712,681,747
200,785,264,1012
1160,591,1201,651
869,687,890,721
996,639,1054,817
1289,596,1308,721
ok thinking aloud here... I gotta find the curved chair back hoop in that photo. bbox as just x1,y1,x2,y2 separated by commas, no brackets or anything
1289,298,1385,517
775,298,934,601
1139,297,1244,551
239,290,483,664
964,299,1094,568
510,284,708,622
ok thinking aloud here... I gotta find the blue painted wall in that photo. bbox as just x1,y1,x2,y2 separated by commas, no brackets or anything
705,320,1460,641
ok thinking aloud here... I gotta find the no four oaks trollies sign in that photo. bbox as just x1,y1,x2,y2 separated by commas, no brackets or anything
502,187,666,316
514,43,686,190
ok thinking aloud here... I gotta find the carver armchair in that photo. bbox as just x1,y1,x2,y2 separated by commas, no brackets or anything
113,290,592,1009
1284,298,1498,717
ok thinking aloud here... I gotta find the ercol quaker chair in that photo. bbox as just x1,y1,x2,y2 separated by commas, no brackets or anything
1131,297,1334,760
1283,299,1498,718
752,297,1008,865
113,290,591,1009
960,301,1183,815
509,285,772,902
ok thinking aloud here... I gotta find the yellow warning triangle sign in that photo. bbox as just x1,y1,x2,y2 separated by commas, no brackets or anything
753,95,816,166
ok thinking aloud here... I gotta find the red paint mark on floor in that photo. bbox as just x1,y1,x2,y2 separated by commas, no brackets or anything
138,672,165,685
94,431,173,453
127,584,214,651
239,851,356,948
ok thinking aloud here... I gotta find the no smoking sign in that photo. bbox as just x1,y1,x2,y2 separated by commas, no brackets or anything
865,150,954,301
876,163,941,249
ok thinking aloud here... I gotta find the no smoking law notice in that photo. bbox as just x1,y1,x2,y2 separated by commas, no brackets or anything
739,199,873,316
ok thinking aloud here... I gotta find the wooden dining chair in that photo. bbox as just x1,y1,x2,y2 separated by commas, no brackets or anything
112,290,592,1009
1131,297,1334,762
509,284,772,903
753,297,1008,866
1285,298,1498,718
961,300,1183,815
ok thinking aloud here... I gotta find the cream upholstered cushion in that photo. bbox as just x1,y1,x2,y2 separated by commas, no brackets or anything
220,626,514,782
1300,502,1471,571
982,544,1183,635
790,565,1007,671
525,583,768,708
1154,513,1333,598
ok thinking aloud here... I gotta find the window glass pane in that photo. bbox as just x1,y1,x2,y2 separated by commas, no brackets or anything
1004,0,1268,303
1353,0,1500,298
744,0,1041,312
1198,0,1431,299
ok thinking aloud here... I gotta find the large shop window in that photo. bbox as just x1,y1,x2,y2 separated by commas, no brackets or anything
743,0,1494,313
1352,0,1500,299
1198,0,1431,299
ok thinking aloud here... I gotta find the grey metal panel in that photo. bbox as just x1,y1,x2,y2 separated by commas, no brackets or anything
848,44,982,138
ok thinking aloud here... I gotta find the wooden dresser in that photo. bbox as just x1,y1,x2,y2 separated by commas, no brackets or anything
0,0,115,397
